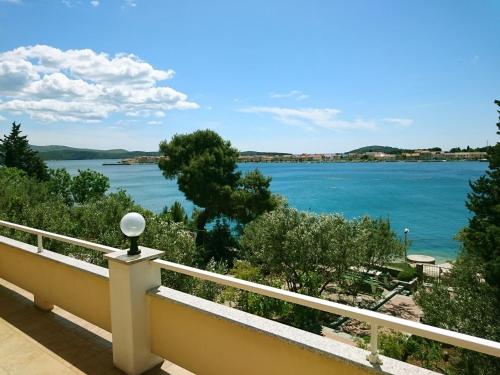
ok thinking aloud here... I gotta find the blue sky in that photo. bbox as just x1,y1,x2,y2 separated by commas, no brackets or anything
0,0,499,153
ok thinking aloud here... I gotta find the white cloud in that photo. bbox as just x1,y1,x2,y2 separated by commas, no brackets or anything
269,90,309,101
0,45,198,122
382,118,414,127
0,0,23,4
90,0,99,7
0,114,6,122
147,120,162,125
241,106,376,131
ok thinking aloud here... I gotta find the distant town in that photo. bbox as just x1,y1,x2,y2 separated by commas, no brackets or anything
118,146,489,165
237,150,488,163
29,144,489,164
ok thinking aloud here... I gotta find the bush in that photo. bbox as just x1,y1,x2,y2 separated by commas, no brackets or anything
378,333,445,372
397,266,418,281
0,167,196,268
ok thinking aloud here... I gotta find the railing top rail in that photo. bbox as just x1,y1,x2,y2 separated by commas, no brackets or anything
153,258,500,358
0,220,118,254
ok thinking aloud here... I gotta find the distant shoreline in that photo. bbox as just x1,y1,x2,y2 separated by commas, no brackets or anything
238,159,488,164
98,159,488,166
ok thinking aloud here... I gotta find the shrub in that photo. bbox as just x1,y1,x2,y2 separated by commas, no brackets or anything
397,266,418,281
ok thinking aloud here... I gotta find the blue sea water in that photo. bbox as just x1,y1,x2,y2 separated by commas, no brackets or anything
46,160,487,262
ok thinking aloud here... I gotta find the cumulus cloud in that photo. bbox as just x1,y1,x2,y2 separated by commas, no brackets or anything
0,45,198,122
90,0,99,7
269,90,308,100
382,118,414,127
241,106,376,131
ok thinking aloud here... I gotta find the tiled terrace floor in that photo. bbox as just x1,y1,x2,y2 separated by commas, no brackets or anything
0,278,193,375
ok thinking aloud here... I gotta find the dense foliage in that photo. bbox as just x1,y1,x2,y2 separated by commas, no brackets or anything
462,101,500,290
236,205,404,332
0,122,48,181
241,206,404,297
0,167,196,270
48,168,111,206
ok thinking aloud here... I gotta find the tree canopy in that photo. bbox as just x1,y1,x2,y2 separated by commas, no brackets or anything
0,122,48,181
158,130,276,244
462,99,500,290
240,205,404,297
71,169,110,204
48,168,111,205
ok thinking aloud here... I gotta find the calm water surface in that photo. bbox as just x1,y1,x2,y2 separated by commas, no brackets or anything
46,160,487,262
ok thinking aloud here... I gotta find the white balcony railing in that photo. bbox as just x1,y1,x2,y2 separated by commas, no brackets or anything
1,219,499,367
0,219,117,254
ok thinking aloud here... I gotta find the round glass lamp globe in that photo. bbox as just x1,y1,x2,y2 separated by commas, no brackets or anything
120,212,146,237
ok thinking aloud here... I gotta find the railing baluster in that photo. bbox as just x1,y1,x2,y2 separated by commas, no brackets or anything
367,324,382,365
37,234,43,253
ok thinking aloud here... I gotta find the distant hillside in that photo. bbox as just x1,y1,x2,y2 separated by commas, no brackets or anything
347,145,406,154
30,145,292,160
30,145,159,160
240,151,293,156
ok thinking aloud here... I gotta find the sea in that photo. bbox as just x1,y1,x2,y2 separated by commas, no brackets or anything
46,159,488,263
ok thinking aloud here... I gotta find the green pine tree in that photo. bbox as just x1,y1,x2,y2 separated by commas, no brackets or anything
463,100,500,290
0,122,49,181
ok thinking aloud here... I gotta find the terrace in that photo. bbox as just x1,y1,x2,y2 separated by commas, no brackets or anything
0,219,499,375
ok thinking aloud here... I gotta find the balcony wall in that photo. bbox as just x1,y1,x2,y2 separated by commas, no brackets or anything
0,231,445,375
0,236,111,331
149,286,436,375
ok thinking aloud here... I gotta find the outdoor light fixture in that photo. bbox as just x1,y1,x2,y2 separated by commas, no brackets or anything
120,212,146,256
404,228,410,262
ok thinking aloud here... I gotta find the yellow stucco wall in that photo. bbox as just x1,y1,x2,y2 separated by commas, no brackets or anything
149,294,375,375
0,238,111,331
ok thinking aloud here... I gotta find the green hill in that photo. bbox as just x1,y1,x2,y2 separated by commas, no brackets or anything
347,145,407,154
30,145,159,160
30,145,292,161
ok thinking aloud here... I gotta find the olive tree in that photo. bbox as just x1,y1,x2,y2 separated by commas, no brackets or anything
240,206,403,298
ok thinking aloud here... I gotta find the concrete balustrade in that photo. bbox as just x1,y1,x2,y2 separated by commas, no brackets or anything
0,236,111,331
0,220,499,375
148,286,436,375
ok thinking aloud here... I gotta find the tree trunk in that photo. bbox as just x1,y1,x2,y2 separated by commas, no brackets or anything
195,209,210,247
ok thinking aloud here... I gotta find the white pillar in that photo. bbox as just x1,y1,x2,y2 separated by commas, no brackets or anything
105,247,164,375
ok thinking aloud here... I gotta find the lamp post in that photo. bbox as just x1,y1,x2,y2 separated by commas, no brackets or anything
120,212,146,256
404,228,409,262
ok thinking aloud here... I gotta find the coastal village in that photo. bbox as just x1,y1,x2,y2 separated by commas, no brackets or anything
118,149,488,164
